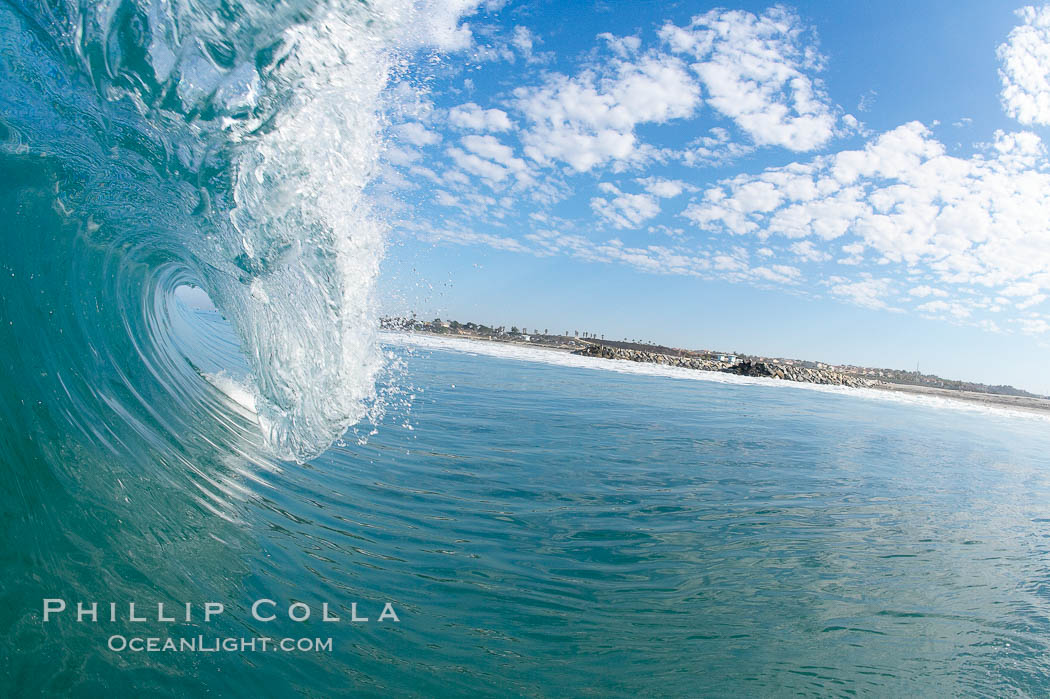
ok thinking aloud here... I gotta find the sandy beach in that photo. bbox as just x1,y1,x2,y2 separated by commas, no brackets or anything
874,382,1050,416
404,330,1050,417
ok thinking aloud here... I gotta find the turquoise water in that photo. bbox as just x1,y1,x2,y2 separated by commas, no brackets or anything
9,336,1050,696
5,0,1050,694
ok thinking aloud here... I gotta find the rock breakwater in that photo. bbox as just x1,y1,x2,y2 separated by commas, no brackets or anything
573,345,874,389
574,344,728,371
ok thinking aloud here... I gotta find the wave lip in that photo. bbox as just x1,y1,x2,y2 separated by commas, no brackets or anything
1,0,489,461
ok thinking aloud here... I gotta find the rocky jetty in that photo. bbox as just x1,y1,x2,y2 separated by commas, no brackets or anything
723,360,873,388
574,343,729,371
573,345,874,389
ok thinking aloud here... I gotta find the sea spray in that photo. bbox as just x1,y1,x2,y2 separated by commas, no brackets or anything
0,0,488,460
0,0,487,677
205,5,396,460
196,0,490,459
208,0,488,459
0,1,486,686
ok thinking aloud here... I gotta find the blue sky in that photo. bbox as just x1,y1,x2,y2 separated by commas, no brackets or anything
375,1,1050,394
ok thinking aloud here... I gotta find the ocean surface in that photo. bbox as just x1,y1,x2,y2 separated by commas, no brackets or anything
5,0,1050,695
6,320,1050,695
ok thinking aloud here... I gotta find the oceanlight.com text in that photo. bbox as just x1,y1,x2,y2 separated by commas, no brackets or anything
107,635,333,653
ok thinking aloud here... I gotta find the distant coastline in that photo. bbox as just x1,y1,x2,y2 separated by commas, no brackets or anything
383,317,1050,416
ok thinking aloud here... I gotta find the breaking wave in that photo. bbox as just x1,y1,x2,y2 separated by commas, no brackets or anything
0,0,478,462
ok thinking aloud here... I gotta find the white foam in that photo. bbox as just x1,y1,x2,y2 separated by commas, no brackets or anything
383,332,1050,424
186,1,490,460
204,372,258,415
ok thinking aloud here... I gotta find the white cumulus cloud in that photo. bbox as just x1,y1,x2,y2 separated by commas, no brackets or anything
514,50,701,172
395,121,441,147
591,183,661,229
686,122,1050,292
829,277,894,310
909,285,949,298
636,176,691,198
448,103,514,132
999,5,1050,125
661,7,838,151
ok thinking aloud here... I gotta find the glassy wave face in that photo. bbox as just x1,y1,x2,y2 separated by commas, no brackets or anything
0,0,467,463
0,1,467,688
